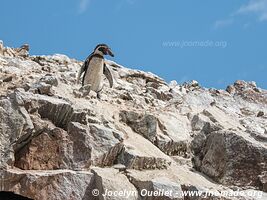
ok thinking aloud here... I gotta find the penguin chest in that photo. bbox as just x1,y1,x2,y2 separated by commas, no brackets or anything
84,57,104,92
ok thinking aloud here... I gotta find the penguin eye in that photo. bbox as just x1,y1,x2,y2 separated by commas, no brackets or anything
98,47,106,53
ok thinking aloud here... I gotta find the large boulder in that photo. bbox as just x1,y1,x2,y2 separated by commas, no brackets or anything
0,98,27,169
0,168,94,200
68,122,124,168
192,130,267,188
91,167,139,200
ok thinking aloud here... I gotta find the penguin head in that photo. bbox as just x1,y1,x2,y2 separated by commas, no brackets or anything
94,44,114,57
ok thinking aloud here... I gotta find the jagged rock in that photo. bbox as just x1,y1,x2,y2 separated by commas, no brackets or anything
0,98,27,169
257,111,264,117
15,44,30,58
120,110,157,143
87,116,102,124
182,80,200,91
226,85,236,94
120,69,166,86
1,168,94,200
240,117,267,142
14,126,73,170
91,167,139,200
116,127,172,170
78,84,91,97
118,145,171,170
129,175,183,200
192,130,267,188
146,87,173,101
227,80,267,105
39,74,59,86
2,75,13,82
202,106,245,131
112,164,127,172
119,92,134,101
68,122,124,168
156,114,191,157
190,113,212,132
30,82,55,96
16,91,87,129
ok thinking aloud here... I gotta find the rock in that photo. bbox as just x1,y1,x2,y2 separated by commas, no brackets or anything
87,116,102,124
226,85,236,94
257,111,264,117
17,91,87,129
0,98,26,169
190,132,207,155
78,84,91,97
50,54,71,64
146,87,173,101
68,122,124,168
227,80,267,105
30,82,55,96
182,80,200,91
119,92,134,101
190,113,212,132
202,106,245,131
129,175,184,200
14,126,73,170
118,145,171,170
192,130,267,188
116,128,172,170
113,164,127,172
39,74,59,86
1,168,94,200
2,75,13,82
120,69,166,86
91,167,139,200
15,44,30,58
156,114,191,157
120,110,157,143
240,117,267,142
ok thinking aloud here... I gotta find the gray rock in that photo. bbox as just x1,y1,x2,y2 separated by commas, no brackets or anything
192,130,267,188
120,110,157,143
0,99,26,169
91,167,139,200
1,169,94,200
39,74,59,86
68,122,124,168
130,176,184,200
118,145,171,170
14,125,74,170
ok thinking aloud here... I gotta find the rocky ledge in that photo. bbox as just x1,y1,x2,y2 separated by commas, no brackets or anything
0,41,267,200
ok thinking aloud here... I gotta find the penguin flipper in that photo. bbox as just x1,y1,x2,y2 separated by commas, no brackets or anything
103,64,113,88
78,54,93,85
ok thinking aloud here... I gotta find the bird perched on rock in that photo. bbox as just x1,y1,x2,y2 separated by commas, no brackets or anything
77,44,114,98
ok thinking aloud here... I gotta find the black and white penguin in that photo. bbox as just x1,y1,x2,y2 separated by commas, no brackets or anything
77,44,114,98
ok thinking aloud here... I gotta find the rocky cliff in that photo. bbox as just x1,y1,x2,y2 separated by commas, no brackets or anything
0,41,266,200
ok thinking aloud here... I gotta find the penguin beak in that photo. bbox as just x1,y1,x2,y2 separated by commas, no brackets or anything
107,48,114,57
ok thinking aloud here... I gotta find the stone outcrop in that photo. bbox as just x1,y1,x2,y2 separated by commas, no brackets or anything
1,41,267,200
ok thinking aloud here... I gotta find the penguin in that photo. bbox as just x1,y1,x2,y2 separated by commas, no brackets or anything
77,44,114,98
